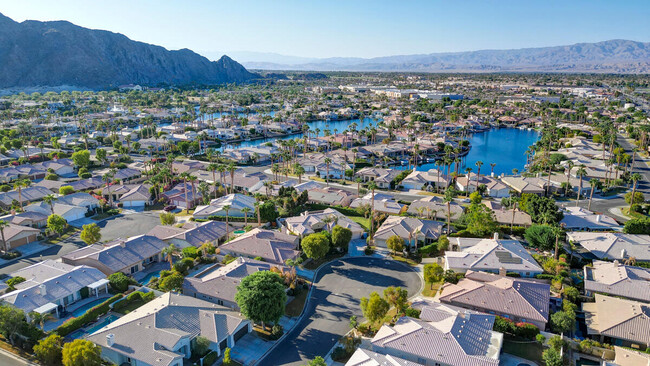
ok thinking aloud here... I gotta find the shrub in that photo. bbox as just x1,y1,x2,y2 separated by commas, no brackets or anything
182,246,199,259
271,324,284,338
202,351,218,366
108,272,132,292
514,322,540,340
524,225,555,251
404,307,421,318
331,347,347,361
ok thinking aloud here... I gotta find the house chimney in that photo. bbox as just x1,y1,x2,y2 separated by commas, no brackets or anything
596,215,601,222
620,249,626,259
39,284,46,296
499,267,507,277
106,334,115,347
464,310,471,320
493,232,499,240
120,240,126,248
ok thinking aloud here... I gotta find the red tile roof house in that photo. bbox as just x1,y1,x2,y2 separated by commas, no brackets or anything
437,271,550,330
218,228,300,265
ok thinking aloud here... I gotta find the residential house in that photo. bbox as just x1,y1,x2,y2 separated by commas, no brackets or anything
560,207,622,231
444,234,543,277
374,216,443,249
221,169,267,193
566,232,649,262
0,211,48,228
350,192,405,215
183,257,286,309
61,235,167,276
33,158,75,177
281,208,364,239
456,176,510,198
162,182,204,210
407,196,463,221
117,184,152,208
307,187,355,207
57,192,100,211
582,294,650,349
482,201,532,227
400,169,451,191
500,176,547,196
87,293,252,366
24,201,88,222
0,223,40,250
218,228,299,265
438,271,550,329
148,221,230,248
360,301,503,366
354,168,400,189
0,186,53,209
0,260,107,319
613,346,650,366
193,194,257,220
584,260,650,303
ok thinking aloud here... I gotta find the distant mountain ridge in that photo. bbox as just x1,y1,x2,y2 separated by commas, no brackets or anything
236,40,650,73
0,13,257,90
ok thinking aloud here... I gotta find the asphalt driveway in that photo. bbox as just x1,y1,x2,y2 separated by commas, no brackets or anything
257,257,422,366
95,211,161,242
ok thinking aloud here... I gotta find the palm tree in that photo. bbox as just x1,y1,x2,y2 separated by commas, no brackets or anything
13,179,30,211
162,243,177,270
368,182,377,240
294,164,305,184
551,225,564,260
490,163,497,177
103,171,115,208
223,205,231,239
42,194,58,215
324,158,332,186
0,220,8,254
475,161,483,192
227,163,236,194
575,165,587,207
564,161,574,197
254,200,261,227
629,173,642,212
180,173,190,211
588,179,601,211
207,163,219,198
443,188,454,235
241,207,251,226
355,177,363,197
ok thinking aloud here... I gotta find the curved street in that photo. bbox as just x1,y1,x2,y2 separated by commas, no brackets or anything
257,257,422,366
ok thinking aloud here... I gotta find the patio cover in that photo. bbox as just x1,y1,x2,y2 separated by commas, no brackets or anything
87,278,110,289
34,302,58,314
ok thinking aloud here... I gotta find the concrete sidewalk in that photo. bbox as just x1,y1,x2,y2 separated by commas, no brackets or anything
0,242,50,267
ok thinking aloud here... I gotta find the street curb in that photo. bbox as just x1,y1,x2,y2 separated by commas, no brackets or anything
0,347,37,365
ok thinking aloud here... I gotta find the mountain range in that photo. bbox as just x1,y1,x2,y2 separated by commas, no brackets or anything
214,40,650,73
0,13,257,90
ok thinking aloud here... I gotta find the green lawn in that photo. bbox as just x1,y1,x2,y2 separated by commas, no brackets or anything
114,300,147,315
421,281,442,297
349,216,370,230
390,254,421,266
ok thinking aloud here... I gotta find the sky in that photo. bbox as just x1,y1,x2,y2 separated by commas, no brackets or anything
1,0,648,60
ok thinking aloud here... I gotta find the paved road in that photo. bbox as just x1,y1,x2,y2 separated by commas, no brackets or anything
257,257,422,366
0,212,161,276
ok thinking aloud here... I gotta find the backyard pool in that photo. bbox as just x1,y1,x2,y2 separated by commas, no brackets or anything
233,230,246,235
69,314,120,339
70,297,109,317
140,270,161,285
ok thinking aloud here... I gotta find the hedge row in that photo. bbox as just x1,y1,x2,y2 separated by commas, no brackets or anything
56,294,124,336
112,291,155,312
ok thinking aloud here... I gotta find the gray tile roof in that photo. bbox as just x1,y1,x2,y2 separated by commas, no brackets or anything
374,216,444,242
445,236,543,274
584,260,650,303
183,257,285,306
566,232,650,261
219,228,299,265
62,235,167,273
0,260,106,313
87,293,248,366
370,307,501,366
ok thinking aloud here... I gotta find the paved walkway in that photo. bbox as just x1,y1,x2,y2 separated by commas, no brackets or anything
230,316,299,365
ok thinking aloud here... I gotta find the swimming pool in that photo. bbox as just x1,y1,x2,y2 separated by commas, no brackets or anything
70,297,109,317
140,270,161,285
85,315,119,335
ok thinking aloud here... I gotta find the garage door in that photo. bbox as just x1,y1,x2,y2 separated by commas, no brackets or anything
233,325,248,343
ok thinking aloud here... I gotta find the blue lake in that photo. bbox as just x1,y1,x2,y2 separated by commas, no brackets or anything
407,128,540,176
224,117,379,149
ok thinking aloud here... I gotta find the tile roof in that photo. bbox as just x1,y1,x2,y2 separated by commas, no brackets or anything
584,261,650,302
439,271,550,324
566,232,650,261
218,228,299,265
560,207,621,231
582,294,650,346
87,293,247,366
374,216,443,242
445,236,542,274
283,208,364,237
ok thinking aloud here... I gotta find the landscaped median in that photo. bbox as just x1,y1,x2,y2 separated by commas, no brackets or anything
55,294,123,337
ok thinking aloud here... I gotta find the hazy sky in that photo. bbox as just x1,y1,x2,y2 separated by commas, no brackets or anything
1,0,648,59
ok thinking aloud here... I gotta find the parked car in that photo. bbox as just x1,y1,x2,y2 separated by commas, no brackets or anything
163,205,177,212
